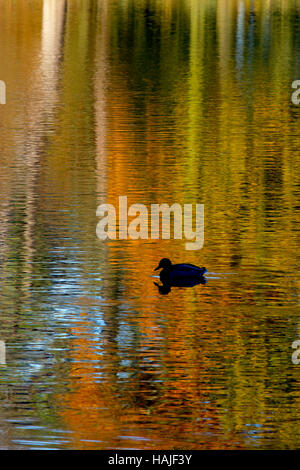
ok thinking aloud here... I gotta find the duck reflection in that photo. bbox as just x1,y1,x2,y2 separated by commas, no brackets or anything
154,258,207,295
154,276,207,295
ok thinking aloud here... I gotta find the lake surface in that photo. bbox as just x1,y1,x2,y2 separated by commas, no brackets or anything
0,0,300,450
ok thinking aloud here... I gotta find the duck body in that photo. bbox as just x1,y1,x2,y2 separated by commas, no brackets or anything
154,258,207,284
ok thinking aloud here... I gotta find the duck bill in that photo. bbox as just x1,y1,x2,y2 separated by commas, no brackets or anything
154,266,160,271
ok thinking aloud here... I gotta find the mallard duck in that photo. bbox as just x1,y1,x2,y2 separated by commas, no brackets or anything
154,258,207,283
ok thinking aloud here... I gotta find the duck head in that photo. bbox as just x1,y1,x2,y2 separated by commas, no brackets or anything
154,258,172,271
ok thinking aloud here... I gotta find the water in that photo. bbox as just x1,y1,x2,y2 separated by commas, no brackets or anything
0,0,300,450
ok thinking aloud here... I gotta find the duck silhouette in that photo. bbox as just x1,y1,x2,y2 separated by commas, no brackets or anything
154,258,207,295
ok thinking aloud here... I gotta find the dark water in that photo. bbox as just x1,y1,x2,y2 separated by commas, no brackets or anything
0,0,300,450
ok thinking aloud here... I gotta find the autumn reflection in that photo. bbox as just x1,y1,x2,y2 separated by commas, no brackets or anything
58,0,300,450
0,0,300,451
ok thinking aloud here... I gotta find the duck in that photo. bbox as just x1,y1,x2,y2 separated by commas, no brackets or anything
154,258,207,284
